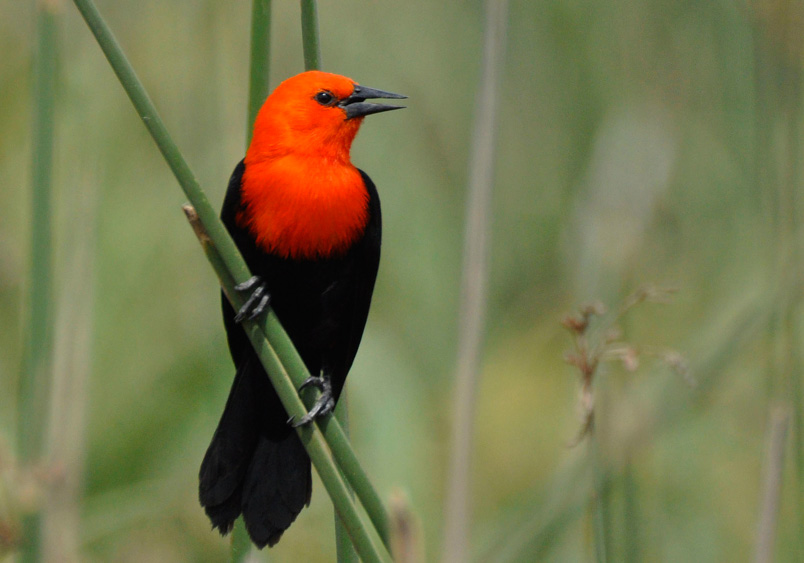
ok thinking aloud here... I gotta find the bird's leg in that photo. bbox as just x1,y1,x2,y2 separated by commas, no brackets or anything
290,369,335,427
233,276,271,323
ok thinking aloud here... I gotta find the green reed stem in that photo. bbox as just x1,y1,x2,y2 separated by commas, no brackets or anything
300,0,321,71
334,398,359,563
246,0,271,145
230,519,254,563
19,2,59,561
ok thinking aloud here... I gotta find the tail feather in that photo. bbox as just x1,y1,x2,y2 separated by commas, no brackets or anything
242,435,312,548
202,481,245,534
199,357,261,532
199,356,312,547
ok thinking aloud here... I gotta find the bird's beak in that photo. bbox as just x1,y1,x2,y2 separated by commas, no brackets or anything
340,85,407,120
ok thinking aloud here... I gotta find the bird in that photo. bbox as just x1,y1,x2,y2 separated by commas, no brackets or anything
198,70,405,548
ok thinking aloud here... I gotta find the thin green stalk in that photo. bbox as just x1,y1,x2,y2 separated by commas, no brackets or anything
246,0,271,144
784,104,804,563
589,435,609,563
754,406,790,563
230,520,254,563
442,0,507,561
751,3,804,554
300,0,321,71
70,0,390,557
21,0,58,467
42,172,95,562
334,398,359,563
622,459,639,563
795,332,804,559
19,2,59,561
321,411,390,545
781,29,804,557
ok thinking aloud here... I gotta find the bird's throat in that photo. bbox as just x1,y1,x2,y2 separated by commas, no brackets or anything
238,156,369,260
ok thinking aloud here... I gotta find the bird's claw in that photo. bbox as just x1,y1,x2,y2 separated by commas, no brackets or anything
234,276,270,323
299,376,325,392
289,375,335,427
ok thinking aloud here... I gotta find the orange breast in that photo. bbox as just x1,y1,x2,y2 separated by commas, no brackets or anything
239,155,369,260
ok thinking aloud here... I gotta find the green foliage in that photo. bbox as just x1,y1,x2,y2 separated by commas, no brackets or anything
2,0,803,561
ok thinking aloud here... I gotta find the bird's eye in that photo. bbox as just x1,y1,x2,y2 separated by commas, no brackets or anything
315,91,335,106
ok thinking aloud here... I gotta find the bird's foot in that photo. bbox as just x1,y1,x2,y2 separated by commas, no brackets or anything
290,375,335,427
233,276,270,323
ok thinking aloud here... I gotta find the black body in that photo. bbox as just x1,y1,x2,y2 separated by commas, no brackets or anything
199,159,381,547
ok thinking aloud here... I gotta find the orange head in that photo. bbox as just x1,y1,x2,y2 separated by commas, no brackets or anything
246,70,405,164
239,71,405,260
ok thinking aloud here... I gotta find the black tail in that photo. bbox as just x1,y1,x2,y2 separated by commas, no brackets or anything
199,356,312,548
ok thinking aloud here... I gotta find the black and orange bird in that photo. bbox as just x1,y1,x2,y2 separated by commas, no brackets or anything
198,71,405,548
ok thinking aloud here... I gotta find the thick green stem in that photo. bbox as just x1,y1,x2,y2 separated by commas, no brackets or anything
300,0,321,71
70,0,390,558
246,0,271,144
19,2,59,561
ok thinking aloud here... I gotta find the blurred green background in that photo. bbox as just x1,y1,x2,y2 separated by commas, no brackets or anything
3,0,804,561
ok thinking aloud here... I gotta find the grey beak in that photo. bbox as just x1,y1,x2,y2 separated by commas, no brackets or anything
340,84,407,119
